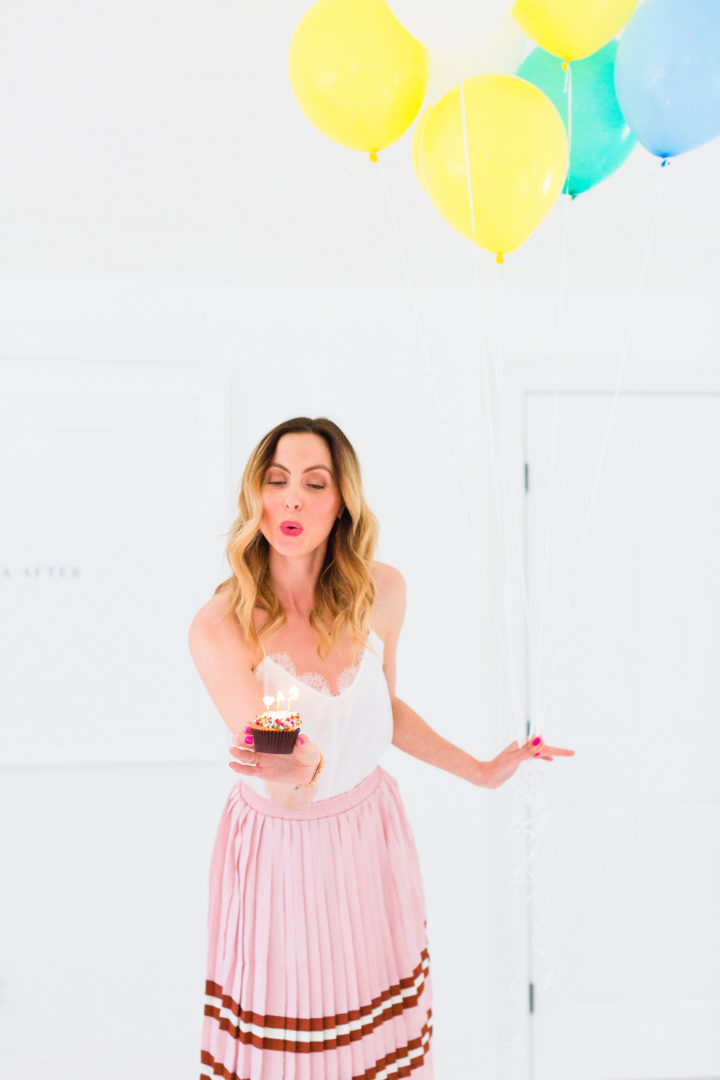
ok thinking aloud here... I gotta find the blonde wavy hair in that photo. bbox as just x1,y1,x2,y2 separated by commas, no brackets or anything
214,417,380,660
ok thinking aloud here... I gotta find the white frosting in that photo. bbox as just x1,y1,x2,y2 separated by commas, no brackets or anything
262,710,298,720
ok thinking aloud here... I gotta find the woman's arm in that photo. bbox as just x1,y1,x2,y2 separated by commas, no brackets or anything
376,563,490,787
377,565,551,787
391,697,490,786
187,598,322,808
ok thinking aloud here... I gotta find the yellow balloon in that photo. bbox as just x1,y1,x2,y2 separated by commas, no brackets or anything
511,0,638,62
412,106,433,190
288,0,429,157
419,75,568,260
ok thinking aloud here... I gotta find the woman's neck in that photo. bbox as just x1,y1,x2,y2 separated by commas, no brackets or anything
268,546,326,617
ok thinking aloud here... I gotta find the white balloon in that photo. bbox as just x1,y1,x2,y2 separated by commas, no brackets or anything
387,0,515,55
425,14,529,103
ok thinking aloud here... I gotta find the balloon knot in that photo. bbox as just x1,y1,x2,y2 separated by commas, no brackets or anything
661,157,670,168
561,60,568,71
496,252,504,265
369,150,378,163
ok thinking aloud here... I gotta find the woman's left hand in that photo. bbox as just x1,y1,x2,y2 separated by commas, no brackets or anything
484,735,575,789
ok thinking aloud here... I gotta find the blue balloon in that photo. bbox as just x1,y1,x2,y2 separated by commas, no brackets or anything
614,0,720,159
518,41,637,198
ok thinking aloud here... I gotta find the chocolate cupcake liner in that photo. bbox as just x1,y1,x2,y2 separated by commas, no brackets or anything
251,727,300,755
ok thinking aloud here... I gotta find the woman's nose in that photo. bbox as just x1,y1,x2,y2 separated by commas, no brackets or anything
284,489,302,510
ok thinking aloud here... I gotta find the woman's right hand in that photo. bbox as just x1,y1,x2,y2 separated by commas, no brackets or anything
229,728,322,786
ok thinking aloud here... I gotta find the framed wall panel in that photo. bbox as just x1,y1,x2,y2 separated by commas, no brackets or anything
0,360,232,764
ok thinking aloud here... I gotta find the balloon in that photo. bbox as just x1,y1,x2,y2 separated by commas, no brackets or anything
415,14,526,192
614,0,720,159
426,14,529,103
512,0,638,62
419,75,569,260
386,0,514,55
518,41,636,196
412,106,433,190
288,0,429,157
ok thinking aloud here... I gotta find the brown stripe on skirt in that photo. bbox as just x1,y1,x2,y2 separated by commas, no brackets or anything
200,1012,433,1080
203,945,430,1050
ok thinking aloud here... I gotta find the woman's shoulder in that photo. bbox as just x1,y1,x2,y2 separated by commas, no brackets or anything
194,580,235,625
371,560,406,598
370,561,406,643
188,582,261,666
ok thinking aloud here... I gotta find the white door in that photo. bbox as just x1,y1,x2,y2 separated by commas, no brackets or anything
525,392,720,1080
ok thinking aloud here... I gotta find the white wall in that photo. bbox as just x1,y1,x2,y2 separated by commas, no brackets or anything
1,1,719,1078
3,272,718,1079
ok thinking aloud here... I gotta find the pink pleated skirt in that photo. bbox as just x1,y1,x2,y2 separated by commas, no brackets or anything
199,764,433,1080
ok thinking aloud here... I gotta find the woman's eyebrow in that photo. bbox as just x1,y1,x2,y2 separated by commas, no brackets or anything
268,462,333,475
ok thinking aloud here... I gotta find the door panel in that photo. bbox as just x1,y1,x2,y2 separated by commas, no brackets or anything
526,393,720,1080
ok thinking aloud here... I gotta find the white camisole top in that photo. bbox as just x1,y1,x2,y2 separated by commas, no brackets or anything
238,626,394,803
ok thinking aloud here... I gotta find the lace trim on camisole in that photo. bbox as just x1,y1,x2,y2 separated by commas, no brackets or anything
264,651,363,697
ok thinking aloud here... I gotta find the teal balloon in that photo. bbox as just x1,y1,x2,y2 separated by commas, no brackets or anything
518,41,636,197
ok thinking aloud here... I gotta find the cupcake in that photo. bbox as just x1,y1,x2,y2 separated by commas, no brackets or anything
250,709,301,754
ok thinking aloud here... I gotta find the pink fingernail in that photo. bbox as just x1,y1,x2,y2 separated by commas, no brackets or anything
532,737,541,745
298,736,305,745
533,751,540,756
245,736,254,745
245,725,252,733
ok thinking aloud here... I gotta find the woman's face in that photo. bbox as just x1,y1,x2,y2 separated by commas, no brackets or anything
259,432,343,555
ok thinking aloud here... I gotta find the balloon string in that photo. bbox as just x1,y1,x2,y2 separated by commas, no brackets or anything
461,78,525,725
462,77,527,699
507,99,576,1026
459,80,475,237
463,77,533,728
375,159,521,707
487,258,533,646
536,160,668,730
460,82,559,1054
486,254,533,694
342,159,365,180
475,262,524,726
532,63,574,726
567,62,573,177
532,191,573,729
505,743,556,1067
376,160,552,1047
563,60,573,196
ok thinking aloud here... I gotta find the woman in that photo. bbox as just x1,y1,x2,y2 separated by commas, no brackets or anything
188,416,573,1079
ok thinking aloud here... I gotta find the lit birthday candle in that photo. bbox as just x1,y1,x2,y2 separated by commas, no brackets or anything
262,695,274,712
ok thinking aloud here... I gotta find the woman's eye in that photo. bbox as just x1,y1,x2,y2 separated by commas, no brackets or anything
266,479,325,490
